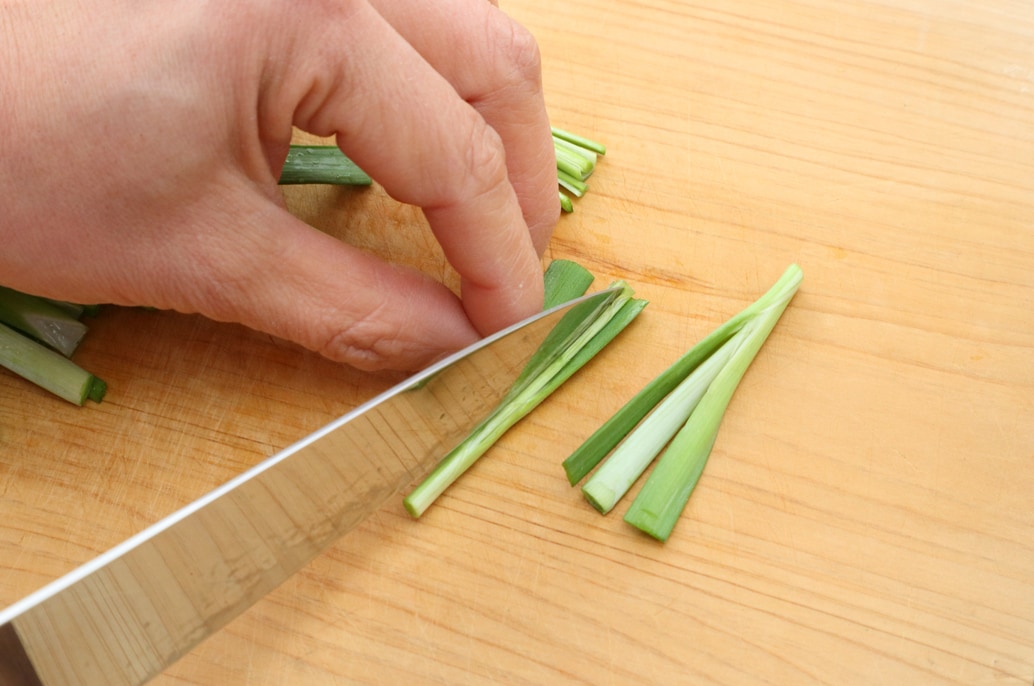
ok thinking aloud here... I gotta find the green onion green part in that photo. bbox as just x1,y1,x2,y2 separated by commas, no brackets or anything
622,264,803,541
0,322,107,405
543,259,596,309
0,286,89,357
278,145,373,186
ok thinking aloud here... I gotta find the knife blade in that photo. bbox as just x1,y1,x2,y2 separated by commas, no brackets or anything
0,287,621,686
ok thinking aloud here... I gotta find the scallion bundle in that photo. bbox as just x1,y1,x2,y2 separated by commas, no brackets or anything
565,264,803,541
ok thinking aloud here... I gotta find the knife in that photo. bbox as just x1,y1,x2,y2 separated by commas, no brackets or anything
0,287,621,686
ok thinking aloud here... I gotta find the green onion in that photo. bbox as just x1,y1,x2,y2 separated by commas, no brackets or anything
543,259,595,309
562,264,804,485
0,322,107,405
0,286,88,357
623,266,801,541
278,145,372,186
403,274,647,518
281,128,607,213
552,127,608,156
554,143,595,182
557,169,589,198
559,191,574,214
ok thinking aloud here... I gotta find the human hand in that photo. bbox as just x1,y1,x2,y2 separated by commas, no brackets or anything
0,0,558,371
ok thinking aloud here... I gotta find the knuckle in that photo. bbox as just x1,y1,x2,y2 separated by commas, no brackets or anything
318,306,423,370
318,309,408,372
464,117,509,187
497,21,543,86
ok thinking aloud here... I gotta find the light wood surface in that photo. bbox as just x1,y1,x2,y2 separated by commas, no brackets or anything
2,0,1033,683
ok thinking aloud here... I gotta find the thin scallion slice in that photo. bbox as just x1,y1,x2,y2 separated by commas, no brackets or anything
551,127,608,156
0,322,107,405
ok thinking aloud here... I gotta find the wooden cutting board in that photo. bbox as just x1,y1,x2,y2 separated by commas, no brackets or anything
2,0,1033,683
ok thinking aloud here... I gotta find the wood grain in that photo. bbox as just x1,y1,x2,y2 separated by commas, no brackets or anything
2,0,1032,683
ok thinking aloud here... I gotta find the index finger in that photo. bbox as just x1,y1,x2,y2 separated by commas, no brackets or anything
275,1,546,335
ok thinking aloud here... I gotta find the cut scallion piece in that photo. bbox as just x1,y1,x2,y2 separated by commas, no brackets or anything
581,333,740,514
279,129,606,214
562,264,805,485
404,277,646,518
0,322,106,405
559,191,574,214
621,265,803,541
557,169,589,198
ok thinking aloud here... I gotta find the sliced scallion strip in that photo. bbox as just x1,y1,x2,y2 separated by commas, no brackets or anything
559,191,574,214
581,333,740,514
551,127,608,156
562,264,805,485
622,265,803,541
557,169,589,198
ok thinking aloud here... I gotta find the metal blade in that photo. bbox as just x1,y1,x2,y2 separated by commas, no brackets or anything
0,288,620,686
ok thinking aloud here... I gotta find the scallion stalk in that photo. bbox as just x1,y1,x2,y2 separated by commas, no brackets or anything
0,322,107,405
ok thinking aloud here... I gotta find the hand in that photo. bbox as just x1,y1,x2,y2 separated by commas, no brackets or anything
0,0,558,371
